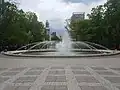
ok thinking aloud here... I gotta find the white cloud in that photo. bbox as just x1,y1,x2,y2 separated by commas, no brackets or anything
19,0,107,32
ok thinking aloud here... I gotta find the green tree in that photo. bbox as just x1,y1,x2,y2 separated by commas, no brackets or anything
0,1,46,50
69,0,120,49
104,0,120,47
70,20,93,41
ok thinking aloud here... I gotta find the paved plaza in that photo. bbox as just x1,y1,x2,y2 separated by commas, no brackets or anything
0,55,120,90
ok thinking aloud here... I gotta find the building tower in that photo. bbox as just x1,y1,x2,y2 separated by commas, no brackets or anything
71,12,85,21
67,12,85,41
45,20,51,41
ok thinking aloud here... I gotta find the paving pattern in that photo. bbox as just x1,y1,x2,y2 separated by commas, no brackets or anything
0,66,120,90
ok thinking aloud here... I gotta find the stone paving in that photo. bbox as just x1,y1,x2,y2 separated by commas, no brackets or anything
0,66,120,90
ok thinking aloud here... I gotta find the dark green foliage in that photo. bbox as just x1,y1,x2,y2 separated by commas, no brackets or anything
51,34,60,41
0,1,46,50
69,0,120,49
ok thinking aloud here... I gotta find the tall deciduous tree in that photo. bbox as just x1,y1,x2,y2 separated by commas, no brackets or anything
0,1,46,50
69,0,120,49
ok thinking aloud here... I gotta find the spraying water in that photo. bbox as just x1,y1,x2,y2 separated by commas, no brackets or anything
56,30,73,55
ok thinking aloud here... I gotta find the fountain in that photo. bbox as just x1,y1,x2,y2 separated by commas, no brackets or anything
1,21,120,57
56,30,73,56
2,29,120,58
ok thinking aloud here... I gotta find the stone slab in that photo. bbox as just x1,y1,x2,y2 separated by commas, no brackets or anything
9,67,26,71
0,77,9,83
55,85,68,90
79,86,108,90
71,67,85,70
3,86,17,90
48,71,65,75
29,67,45,71
51,67,64,69
96,71,118,75
45,76,66,82
75,76,99,83
56,76,66,82
41,85,55,90
24,71,42,75
1,72,19,76
72,71,91,75
45,76,56,82
116,86,120,90
41,85,68,90
14,76,37,83
104,77,120,83
111,68,120,71
0,68,8,71
90,67,107,70
3,86,31,90
16,86,31,90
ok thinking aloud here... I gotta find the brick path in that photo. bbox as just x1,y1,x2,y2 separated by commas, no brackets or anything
1,66,120,90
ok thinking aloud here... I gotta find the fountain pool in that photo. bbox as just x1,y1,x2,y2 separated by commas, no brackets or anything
2,28,120,58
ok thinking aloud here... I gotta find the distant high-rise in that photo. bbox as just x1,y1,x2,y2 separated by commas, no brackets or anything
51,32,56,36
45,20,51,41
45,20,50,35
46,20,49,29
71,12,85,21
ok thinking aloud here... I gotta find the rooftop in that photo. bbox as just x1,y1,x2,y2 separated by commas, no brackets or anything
72,12,85,15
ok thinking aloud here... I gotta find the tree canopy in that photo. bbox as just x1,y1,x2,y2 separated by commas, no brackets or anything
69,0,120,49
0,1,46,50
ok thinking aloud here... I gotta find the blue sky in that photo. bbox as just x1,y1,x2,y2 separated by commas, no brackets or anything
19,0,107,35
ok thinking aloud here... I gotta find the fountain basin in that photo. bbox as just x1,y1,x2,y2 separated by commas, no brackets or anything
2,41,120,58
2,49,120,58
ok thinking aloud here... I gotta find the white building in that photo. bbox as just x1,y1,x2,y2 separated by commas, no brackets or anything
71,12,85,21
